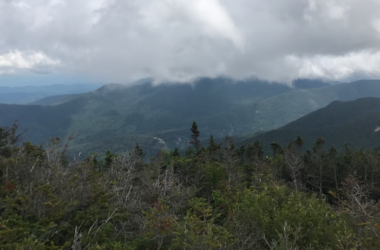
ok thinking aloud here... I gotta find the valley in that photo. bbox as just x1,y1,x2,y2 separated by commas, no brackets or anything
1,78,380,157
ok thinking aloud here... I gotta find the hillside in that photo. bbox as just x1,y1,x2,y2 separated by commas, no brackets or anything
0,78,292,156
2,78,380,157
221,79,380,135
28,94,81,106
2,110,380,249
246,97,380,151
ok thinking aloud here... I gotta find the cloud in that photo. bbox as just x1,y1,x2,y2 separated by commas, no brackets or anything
1,0,380,84
0,51,60,74
286,51,380,81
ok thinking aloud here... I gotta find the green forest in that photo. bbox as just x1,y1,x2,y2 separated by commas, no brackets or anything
3,79,380,158
1,121,380,249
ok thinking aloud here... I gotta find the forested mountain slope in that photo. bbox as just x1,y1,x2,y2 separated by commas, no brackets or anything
2,116,380,249
1,78,380,156
246,97,380,151
28,94,80,106
0,78,291,155
221,79,380,135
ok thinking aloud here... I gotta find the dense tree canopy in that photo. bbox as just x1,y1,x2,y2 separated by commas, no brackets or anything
1,123,380,249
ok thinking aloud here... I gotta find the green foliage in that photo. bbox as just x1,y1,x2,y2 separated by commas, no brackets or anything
208,135,220,152
104,149,116,168
170,198,235,250
215,183,351,248
172,148,180,157
199,162,226,198
0,127,9,148
2,125,380,249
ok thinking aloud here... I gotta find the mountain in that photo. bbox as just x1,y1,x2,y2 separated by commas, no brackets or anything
0,84,103,104
245,97,380,151
1,78,380,157
292,79,331,89
0,78,292,156
28,94,81,106
218,79,380,136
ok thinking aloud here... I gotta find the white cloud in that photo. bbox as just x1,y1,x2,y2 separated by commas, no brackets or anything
0,51,60,74
1,0,380,84
185,0,244,49
286,50,380,81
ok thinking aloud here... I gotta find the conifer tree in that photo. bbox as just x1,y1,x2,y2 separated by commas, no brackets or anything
305,137,326,199
207,135,220,152
270,142,284,156
172,148,180,157
222,136,239,185
246,142,264,162
104,150,116,168
207,135,221,160
245,142,264,173
133,143,145,158
327,146,339,190
189,121,201,154
0,127,10,158
238,145,246,163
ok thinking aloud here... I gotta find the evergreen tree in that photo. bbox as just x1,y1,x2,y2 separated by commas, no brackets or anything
104,150,116,168
189,121,201,154
0,122,24,159
207,135,221,161
305,137,326,198
270,142,284,156
245,142,264,174
222,136,239,186
208,135,220,152
184,147,195,158
133,143,145,158
245,141,264,163
0,127,10,158
326,146,340,190
0,127,9,148
172,148,180,157
238,145,246,163
60,152,69,167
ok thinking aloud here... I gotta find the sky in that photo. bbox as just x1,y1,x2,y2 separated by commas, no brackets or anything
1,0,380,86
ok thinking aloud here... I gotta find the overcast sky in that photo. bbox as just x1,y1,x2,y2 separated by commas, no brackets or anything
1,0,380,85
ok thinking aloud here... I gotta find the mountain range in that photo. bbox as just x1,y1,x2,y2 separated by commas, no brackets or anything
0,84,103,104
1,78,380,157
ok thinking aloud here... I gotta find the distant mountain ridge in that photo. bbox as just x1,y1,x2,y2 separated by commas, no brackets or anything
0,84,102,93
0,78,292,155
0,83,103,104
1,78,380,157
292,79,331,89
245,97,380,151
28,94,81,106
222,79,380,136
